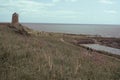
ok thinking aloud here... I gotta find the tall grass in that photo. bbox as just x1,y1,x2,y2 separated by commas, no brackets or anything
0,26,120,80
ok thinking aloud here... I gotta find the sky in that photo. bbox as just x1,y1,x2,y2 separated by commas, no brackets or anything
0,0,120,24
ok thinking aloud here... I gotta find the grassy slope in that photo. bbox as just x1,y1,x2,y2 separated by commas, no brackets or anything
0,25,120,80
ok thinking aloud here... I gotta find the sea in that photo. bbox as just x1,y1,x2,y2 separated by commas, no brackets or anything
22,23,120,38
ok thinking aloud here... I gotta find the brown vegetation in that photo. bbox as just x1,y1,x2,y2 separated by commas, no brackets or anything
0,25,120,80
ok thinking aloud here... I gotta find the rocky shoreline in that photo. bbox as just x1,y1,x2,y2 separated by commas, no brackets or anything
63,34,120,49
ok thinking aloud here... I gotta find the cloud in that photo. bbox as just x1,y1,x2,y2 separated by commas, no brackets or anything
71,0,78,2
104,10,117,14
99,0,114,4
0,0,80,22
52,0,60,3
0,0,55,14
0,0,79,15
1,0,54,8
0,0,78,13
52,0,78,3
32,10,80,18
65,0,78,2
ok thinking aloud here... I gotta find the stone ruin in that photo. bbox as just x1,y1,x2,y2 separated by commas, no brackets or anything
10,12,29,35
12,12,19,26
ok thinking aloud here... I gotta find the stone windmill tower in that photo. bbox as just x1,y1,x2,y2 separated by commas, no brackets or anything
12,12,19,25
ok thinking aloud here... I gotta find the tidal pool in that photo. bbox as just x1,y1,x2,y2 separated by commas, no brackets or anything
81,44,120,55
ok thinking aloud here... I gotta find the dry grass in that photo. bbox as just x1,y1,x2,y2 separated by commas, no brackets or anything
0,25,120,80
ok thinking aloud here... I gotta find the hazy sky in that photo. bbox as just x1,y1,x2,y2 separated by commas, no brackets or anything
0,0,119,24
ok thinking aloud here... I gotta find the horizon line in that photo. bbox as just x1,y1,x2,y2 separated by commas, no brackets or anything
0,22,120,26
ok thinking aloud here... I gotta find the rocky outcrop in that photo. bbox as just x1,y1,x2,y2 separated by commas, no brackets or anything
76,39,95,44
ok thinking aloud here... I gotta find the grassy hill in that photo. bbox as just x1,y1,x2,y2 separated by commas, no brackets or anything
0,24,120,80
